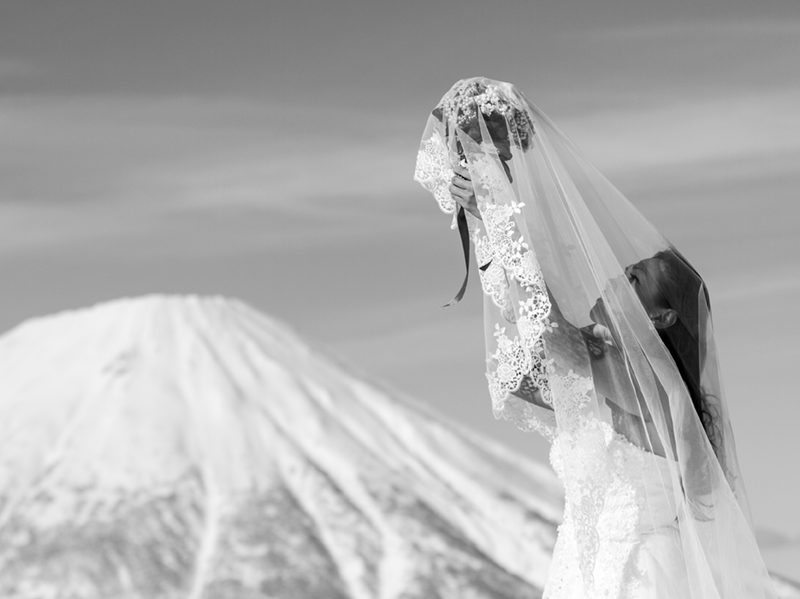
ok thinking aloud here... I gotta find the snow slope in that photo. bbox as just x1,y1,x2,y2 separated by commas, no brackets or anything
0,295,564,598
0,295,795,598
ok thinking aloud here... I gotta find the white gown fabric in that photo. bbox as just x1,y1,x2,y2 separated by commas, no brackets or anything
413,77,778,598
546,420,686,598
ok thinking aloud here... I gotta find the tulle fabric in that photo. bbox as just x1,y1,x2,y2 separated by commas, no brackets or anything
414,77,776,598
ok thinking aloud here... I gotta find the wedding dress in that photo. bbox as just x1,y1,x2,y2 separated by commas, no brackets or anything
414,77,777,598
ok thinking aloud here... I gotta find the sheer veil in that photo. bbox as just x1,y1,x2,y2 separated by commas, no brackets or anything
414,77,776,598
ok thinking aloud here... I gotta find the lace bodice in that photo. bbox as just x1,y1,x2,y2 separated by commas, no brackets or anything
546,419,680,598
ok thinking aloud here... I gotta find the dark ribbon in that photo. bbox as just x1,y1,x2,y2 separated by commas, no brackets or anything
443,206,492,307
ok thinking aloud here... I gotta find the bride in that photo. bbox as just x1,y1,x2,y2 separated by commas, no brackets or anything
414,77,777,598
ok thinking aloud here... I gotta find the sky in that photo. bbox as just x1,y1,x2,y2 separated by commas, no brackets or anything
1,0,799,579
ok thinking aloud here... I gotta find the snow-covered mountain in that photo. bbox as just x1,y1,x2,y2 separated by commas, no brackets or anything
0,295,564,598
0,295,796,598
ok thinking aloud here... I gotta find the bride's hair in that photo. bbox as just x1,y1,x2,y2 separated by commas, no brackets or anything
432,104,514,149
431,79,535,151
650,249,722,459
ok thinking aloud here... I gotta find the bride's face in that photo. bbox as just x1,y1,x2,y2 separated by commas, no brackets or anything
590,257,675,329
624,258,668,316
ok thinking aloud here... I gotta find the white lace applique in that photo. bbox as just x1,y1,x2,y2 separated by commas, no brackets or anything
413,131,457,215
482,201,529,276
471,152,509,195
486,324,533,403
549,368,594,432
413,129,552,434
473,229,510,310
476,190,553,424
487,343,556,441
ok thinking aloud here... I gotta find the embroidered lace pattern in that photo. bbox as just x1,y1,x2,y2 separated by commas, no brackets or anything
414,134,574,443
469,164,553,433
413,131,456,215
473,233,509,310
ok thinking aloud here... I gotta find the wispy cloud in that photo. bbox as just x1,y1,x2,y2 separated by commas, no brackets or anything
583,18,800,41
2,85,799,254
0,93,421,250
0,94,412,204
558,89,800,177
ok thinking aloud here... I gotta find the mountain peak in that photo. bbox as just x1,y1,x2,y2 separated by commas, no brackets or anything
4,293,293,344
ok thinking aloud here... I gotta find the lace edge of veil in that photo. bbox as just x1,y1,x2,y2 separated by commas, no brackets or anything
477,198,558,440
415,130,570,441
414,130,457,216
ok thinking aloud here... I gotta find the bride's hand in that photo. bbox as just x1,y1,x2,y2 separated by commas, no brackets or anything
590,323,615,346
449,165,482,220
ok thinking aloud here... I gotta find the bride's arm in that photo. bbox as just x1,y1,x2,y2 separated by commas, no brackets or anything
522,285,674,454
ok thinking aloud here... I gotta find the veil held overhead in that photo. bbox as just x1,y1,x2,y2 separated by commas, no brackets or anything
413,77,777,598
